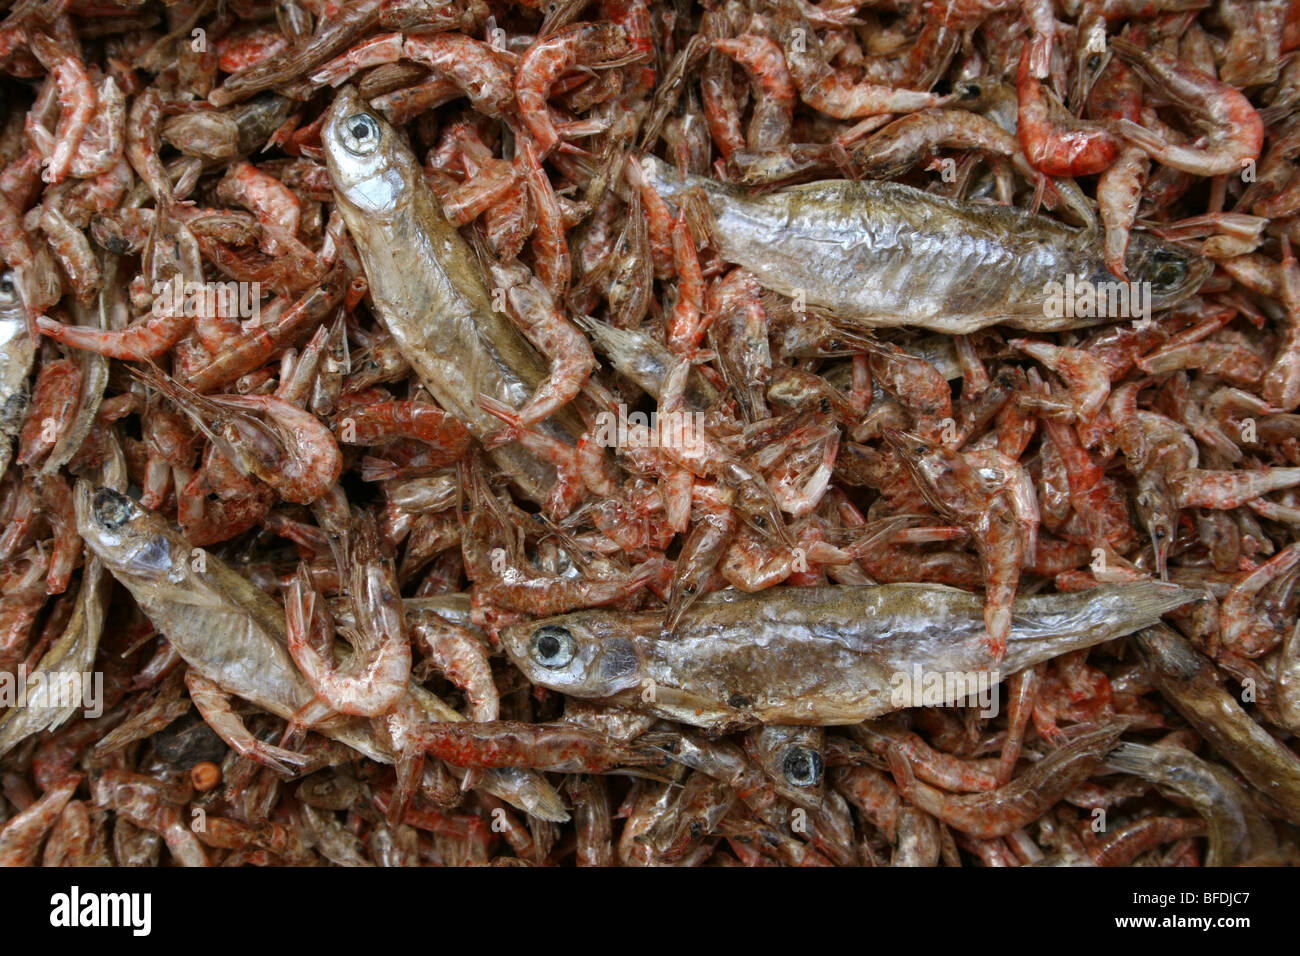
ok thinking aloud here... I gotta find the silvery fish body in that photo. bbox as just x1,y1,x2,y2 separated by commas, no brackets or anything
502,581,1200,731
641,155,1209,333
322,87,580,504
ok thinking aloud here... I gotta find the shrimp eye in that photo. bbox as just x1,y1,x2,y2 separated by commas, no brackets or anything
530,625,576,668
1086,54,1102,71
1146,249,1188,291
753,515,767,528
0,272,15,303
782,747,823,788
340,113,381,156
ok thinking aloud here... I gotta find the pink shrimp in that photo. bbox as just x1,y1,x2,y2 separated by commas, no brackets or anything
477,259,594,447
1263,237,1300,411
783,31,950,119
216,161,305,256
90,769,208,867
461,464,668,615
666,211,707,356
26,29,95,185
337,399,472,464
882,428,1034,660
521,141,570,295
1110,36,1262,177
1219,543,1300,658
185,671,311,775
713,35,797,151
412,718,670,773
314,32,516,118
599,0,655,94
286,516,411,718
0,774,81,866
1168,467,1300,510
1011,339,1110,421
16,358,80,468
410,612,498,721
142,368,343,505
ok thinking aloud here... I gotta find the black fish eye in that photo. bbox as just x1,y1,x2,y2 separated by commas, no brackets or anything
94,488,137,529
782,747,823,787
341,113,381,156
1146,249,1188,291
530,625,576,668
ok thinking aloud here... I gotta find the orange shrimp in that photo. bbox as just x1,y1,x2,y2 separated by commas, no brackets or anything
515,23,636,155
1016,43,1117,177
521,141,570,295
337,399,472,465
26,29,95,185
666,211,707,356
142,368,342,505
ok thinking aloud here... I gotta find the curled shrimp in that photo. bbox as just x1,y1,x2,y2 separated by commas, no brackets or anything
1017,42,1117,177
285,517,411,718
411,611,498,722
1110,36,1262,177
140,368,342,505
515,23,637,155
712,35,797,151
477,259,595,448
26,29,95,185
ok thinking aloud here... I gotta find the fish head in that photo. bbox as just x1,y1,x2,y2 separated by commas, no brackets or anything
499,610,653,698
1123,234,1212,310
0,271,20,315
0,270,26,350
74,482,178,581
322,86,414,220
749,725,826,809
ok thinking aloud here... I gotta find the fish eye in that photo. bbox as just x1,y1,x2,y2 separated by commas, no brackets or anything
782,747,823,788
94,488,138,529
1146,249,1188,291
340,113,381,156
0,272,15,304
530,625,576,668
